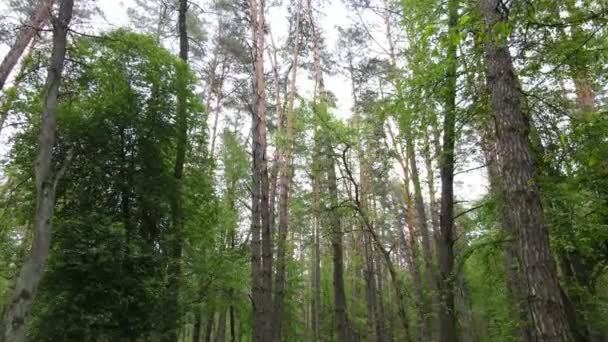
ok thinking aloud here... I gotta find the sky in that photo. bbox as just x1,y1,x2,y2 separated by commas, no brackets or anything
0,0,489,204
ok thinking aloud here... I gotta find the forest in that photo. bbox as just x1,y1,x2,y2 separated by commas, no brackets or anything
0,0,607,341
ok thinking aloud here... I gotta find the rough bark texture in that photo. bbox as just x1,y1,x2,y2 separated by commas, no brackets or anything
249,0,273,338
479,107,534,342
437,1,458,341
478,0,576,340
0,0,54,93
0,1,73,341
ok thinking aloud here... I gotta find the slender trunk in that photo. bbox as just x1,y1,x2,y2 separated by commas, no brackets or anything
215,309,227,342
249,0,272,338
311,129,323,342
406,138,440,336
193,310,202,342
205,314,214,342
478,0,576,340
272,5,301,339
0,0,54,93
0,1,72,341
401,156,427,341
437,1,458,340
230,306,237,342
165,1,189,340
374,254,386,342
325,139,351,342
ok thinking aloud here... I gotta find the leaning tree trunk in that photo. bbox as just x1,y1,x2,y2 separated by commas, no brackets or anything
0,1,73,341
0,0,54,93
478,0,576,340
437,0,458,341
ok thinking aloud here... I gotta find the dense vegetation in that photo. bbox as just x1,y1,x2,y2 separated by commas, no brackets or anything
0,0,607,341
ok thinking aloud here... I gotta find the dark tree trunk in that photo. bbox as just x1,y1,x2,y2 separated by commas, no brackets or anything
205,314,214,342
272,5,300,339
325,139,351,342
478,0,576,340
193,310,202,342
0,1,73,341
230,305,237,342
437,1,458,341
479,111,534,342
165,0,190,340
216,309,227,342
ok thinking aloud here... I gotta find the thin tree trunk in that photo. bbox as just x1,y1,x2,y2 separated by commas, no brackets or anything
311,128,323,342
0,1,73,341
230,306,237,342
205,314,214,342
165,0,189,340
437,1,458,340
325,139,351,342
272,4,301,339
341,149,412,342
478,0,576,340
0,0,54,93
216,309,227,342
193,310,202,342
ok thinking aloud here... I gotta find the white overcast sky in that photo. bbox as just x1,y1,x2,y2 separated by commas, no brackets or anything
0,0,488,203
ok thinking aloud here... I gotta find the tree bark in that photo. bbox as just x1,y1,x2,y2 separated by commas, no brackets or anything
272,4,301,339
437,1,458,341
0,1,73,341
249,0,273,338
478,0,576,340
0,0,54,93
325,139,351,342
165,0,189,339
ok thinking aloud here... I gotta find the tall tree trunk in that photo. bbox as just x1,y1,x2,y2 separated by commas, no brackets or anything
230,306,237,342
311,129,323,342
193,310,202,342
205,314,214,342
249,0,273,338
406,138,440,337
0,1,73,341
437,1,458,341
165,0,189,340
478,0,576,340
216,309,227,342
400,156,428,342
0,0,54,93
325,139,351,342
479,105,534,342
272,4,301,339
